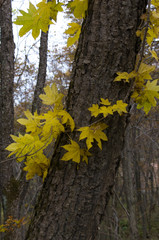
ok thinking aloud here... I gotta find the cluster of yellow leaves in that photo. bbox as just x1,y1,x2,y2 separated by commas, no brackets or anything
61,99,128,164
114,62,159,114
14,0,63,39
88,99,128,118
10,0,159,179
6,82,128,176
6,84,75,180
0,216,25,233
132,79,159,114
114,2,159,115
65,0,88,47
14,0,88,44
136,0,159,46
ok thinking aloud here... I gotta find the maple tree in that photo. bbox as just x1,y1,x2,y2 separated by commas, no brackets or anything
2,0,159,239
6,0,159,182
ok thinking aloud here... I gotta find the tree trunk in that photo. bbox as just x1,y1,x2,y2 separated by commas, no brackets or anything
32,31,49,114
25,0,147,239
122,126,139,240
0,0,14,227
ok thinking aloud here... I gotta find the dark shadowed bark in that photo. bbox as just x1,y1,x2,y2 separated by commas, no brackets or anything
0,0,14,228
26,0,147,239
122,127,139,240
32,31,49,114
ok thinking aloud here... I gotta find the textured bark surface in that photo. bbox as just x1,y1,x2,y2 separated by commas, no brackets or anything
26,0,147,239
0,0,14,226
32,31,49,114
122,128,139,240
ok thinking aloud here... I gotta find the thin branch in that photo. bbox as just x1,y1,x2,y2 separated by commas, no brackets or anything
124,0,151,102
135,0,151,72
113,190,130,218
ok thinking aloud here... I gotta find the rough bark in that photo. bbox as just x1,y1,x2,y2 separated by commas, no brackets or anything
122,127,139,240
32,31,49,114
0,0,14,226
25,0,147,239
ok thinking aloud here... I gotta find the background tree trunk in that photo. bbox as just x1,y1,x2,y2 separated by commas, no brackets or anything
0,0,14,231
122,126,139,240
32,31,49,114
25,0,147,239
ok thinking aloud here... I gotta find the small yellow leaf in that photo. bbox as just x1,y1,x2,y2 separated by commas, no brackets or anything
114,71,136,82
39,83,64,107
133,80,159,114
112,100,128,115
138,63,155,80
100,98,111,106
78,123,108,150
80,149,91,164
99,106,113,117
88,104,100,117
57,110,75,131
68,0,88,19
149,49,158,61
17,110,41,134
61,140,81,163
65,23,81,47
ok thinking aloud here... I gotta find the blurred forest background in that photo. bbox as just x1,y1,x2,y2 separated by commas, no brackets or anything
0,0,159,239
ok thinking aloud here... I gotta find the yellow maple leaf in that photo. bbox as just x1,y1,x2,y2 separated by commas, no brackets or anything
14,0,63,39
17,110,41,134
14,2,53,39
65,23,81,47
99,106,113,117
39,83,64,107
134,80,159,114
100,98,111,106
78,123,108,150
114,71,136,82
112,100,128,115
61,140,81,163
68,0,88,19
23,153,50,180
80,148,91,164
137,63,155,80
88,104,100,117
57,110,75,131
6,134,35,160
48,0,63,22
147,27,158,46
41,111,65,140
149,49,158,61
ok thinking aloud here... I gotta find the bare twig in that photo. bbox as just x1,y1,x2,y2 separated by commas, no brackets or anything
113,190,130,218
